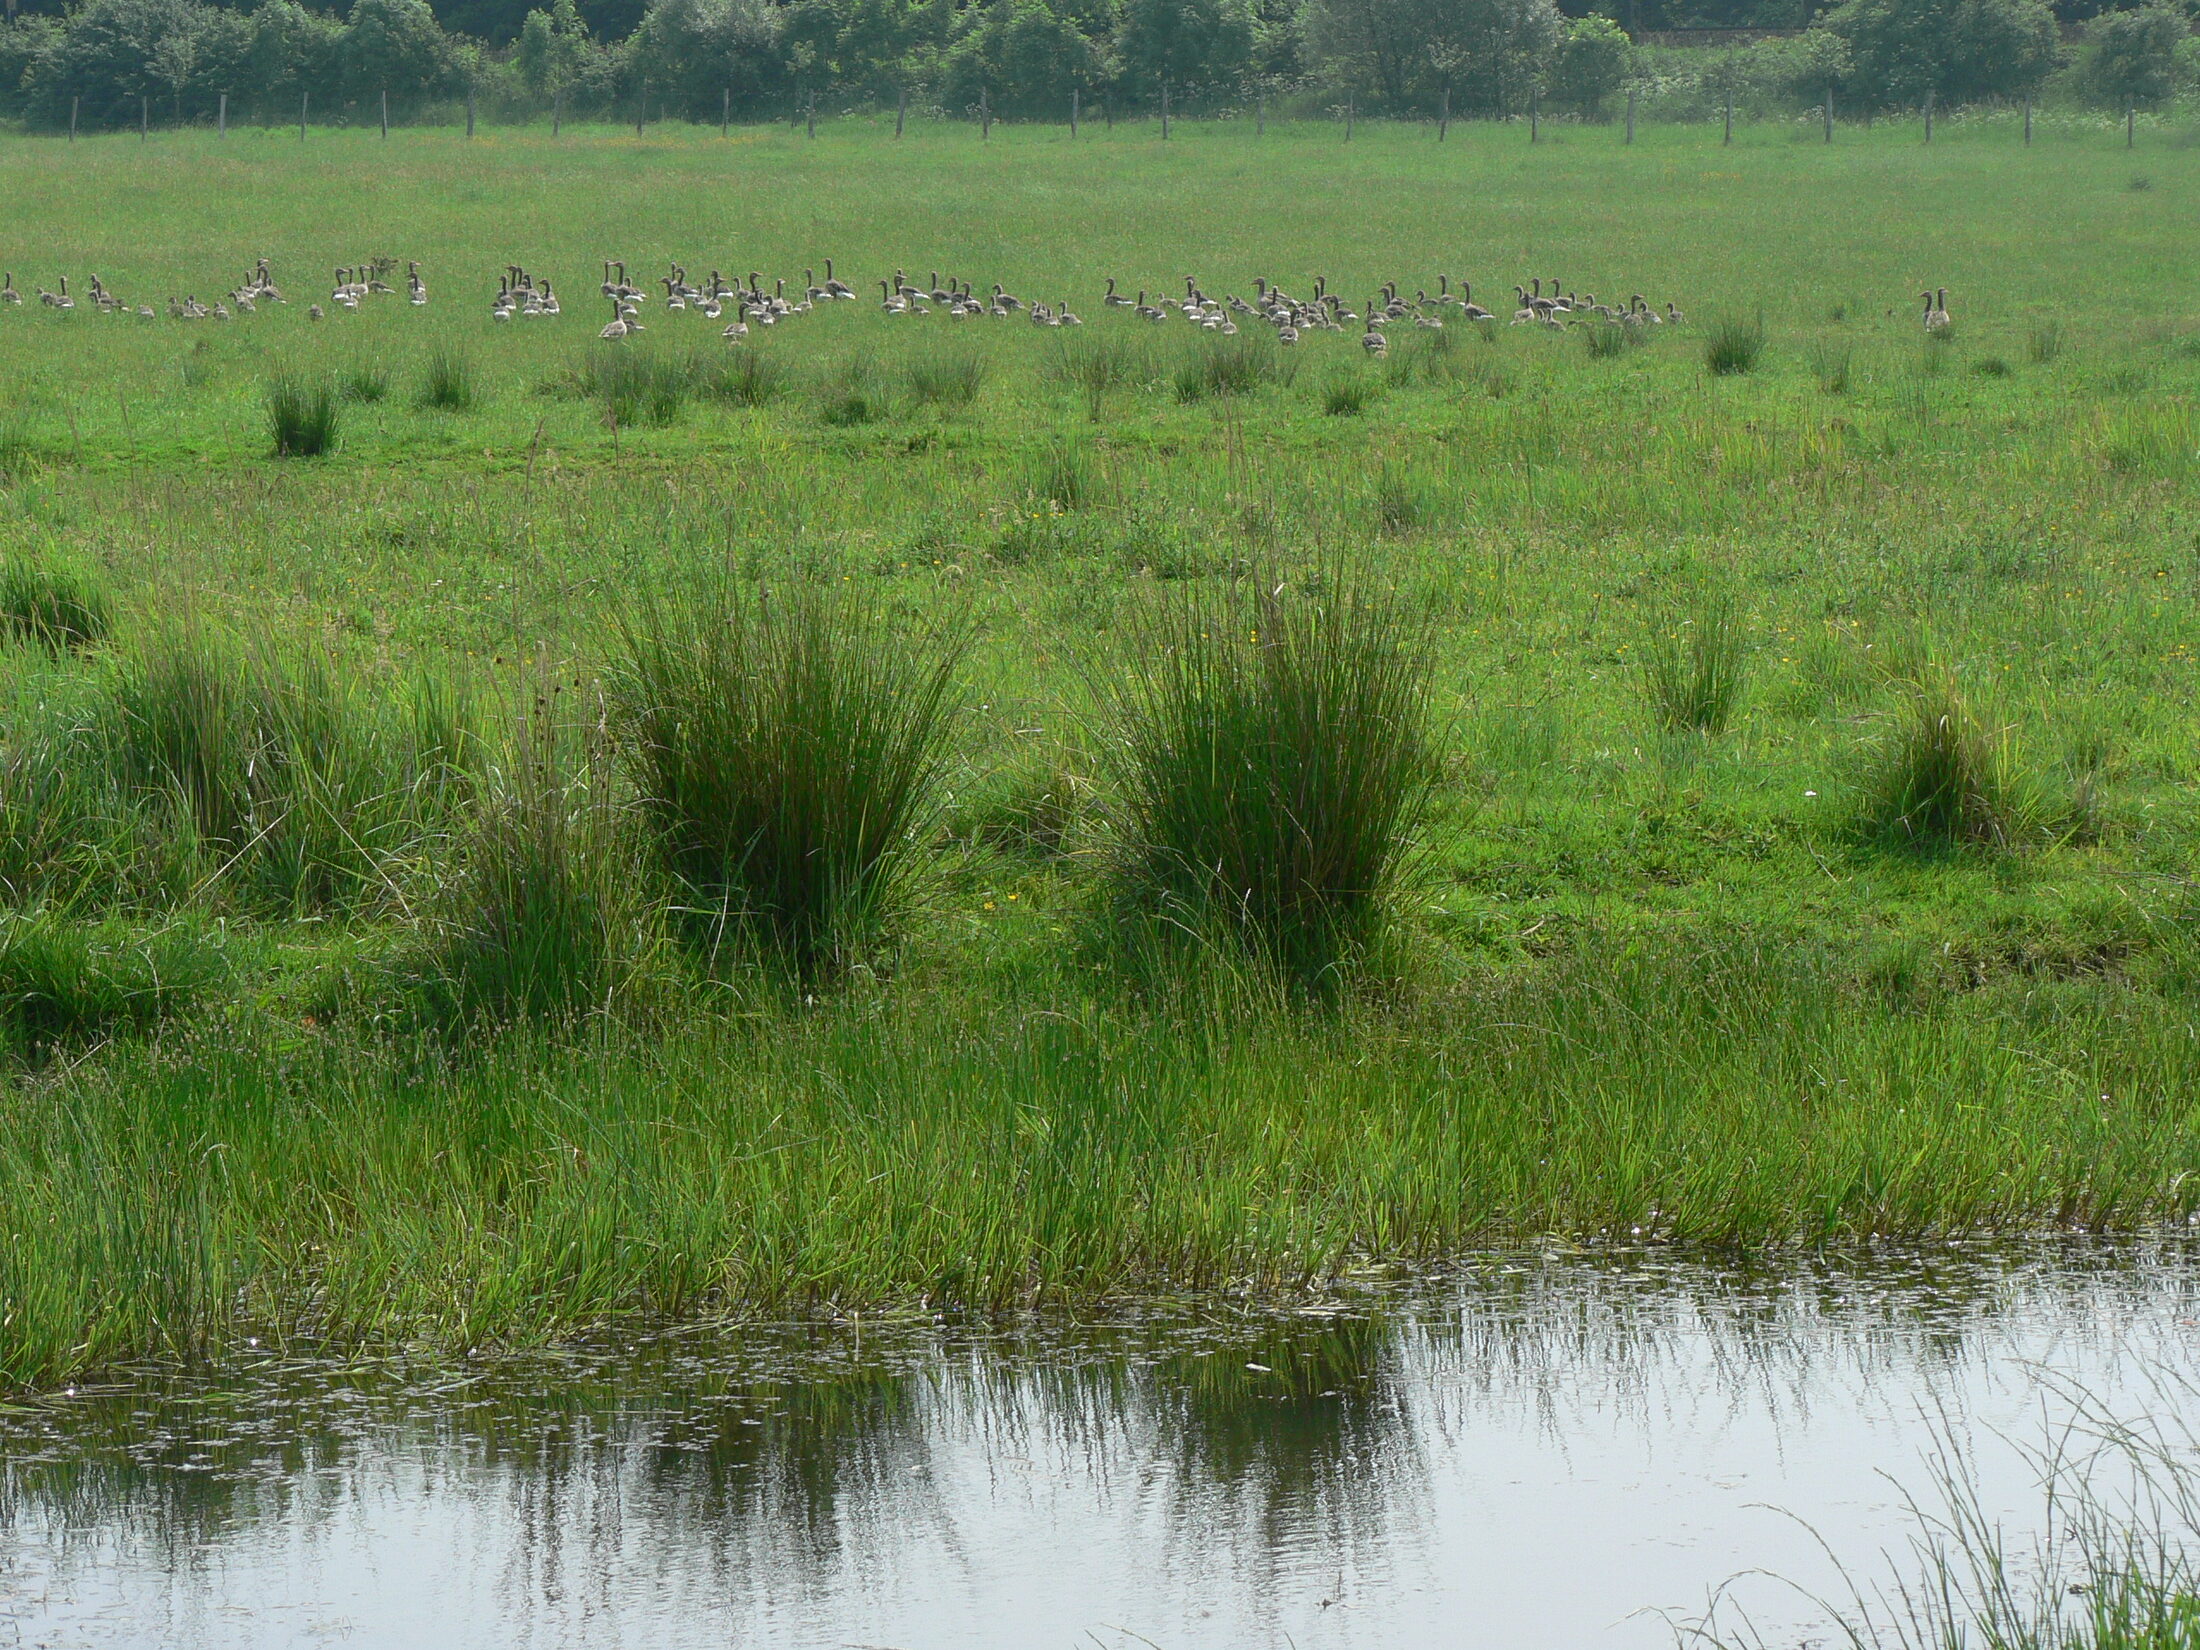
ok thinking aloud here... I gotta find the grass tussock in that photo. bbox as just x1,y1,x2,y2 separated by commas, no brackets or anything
907,348,986,408
108,625,472,914
1027,436,1097,509
1047,332,1148,417
615,580,970,976
1856,668,2066,849
0,911,231,1060
1640,590,1749,736
1704,315,1767,376
1323,375,1373,416
0,561,111,652
418,346,477,411
407,677,640,1034
266,373,338,457
340,363,390,403
1101,572,1437,984
1174,333,1289,401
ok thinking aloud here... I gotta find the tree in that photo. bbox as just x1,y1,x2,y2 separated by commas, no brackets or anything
338,0,457,102
627,0,789,117
2083,0,2186,108
1549,13,1631,114
516,0,589,96
235,0,343,111
1300,0,1562,113
1823,0,2059,107
942,0,1107,114
27,0,201,121
1114,0,1252,99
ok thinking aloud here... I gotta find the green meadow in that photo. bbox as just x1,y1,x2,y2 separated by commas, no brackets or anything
2,112,2200,1388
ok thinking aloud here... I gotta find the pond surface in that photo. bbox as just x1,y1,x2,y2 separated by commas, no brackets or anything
3,1243,2197,1649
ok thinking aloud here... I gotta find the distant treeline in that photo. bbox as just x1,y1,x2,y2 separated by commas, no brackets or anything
0,0,2191,132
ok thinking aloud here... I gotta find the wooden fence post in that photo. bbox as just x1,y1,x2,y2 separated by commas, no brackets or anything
218,91,227,137
380,88,388,139
636,84,645,138
1625,85,1635,144
2023,96,2032,145
1257,92,1266,135
299,91,307,141
1723,86,1732,144
895,85,906,139
1529,89,1538,143
68,95,76,141
1070,87,1078,137
2127,105,2135,149
1923,89,1932,143
1345,97,1353,141
807,90,816,138
1161,81,1170,140
980,87,989,139
1824,86,1833,141
1440,86,1449,141
140,95,147,141
553,88,563,136
466,87,475,137
719,87,727,136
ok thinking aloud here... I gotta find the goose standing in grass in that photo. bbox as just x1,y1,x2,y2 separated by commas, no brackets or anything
0,273,20,305
822,259,855,299
1925,288,1952,335
1362,303,1388,356
409,262,428,306
599,298,634,340
1104,276,1133,309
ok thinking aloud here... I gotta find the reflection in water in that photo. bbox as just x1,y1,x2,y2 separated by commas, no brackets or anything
2,1242,2197,1648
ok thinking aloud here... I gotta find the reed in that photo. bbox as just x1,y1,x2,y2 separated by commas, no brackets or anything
265,372,337,456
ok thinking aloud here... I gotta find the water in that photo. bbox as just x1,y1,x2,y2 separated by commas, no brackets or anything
4,1242,2198,1649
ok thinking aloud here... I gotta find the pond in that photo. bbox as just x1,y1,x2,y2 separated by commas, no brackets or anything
4,1242,2196,1648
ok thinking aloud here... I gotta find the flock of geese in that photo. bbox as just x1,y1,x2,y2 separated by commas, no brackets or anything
561,260,1695,355
0,257,424,322
0,261,1966,352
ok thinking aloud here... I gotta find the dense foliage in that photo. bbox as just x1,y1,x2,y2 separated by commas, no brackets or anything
0,0,2189,129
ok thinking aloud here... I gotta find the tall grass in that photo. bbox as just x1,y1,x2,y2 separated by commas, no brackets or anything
574,345,692,426
0,561,111,651
1047,332,1148,418
407,675,640,1033
614,581,969,976
1856,668,2055,848
266,373,338,456
418,346,476,411
107,626,469,913
906,348,987,407
0,911,231,1060
1101,572,1437,983
1173,333,1285,401
1704,315,1767,376
1639,590,1748,735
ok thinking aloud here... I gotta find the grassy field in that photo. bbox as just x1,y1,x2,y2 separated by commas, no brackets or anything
3,114,2200,1388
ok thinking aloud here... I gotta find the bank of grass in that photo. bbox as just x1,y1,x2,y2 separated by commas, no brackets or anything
7,933,2200,1389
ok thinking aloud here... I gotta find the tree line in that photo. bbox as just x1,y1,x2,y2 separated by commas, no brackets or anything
0,0,2191,133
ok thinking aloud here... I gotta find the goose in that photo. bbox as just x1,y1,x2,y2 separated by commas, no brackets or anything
44,277,73,311
928,270,953,305
1459,283,1494,322
0,273,20,305
134,304,154,320
822,259,855,300
1362,304,1388,356
723,305,750,339
1058,299,1081,326
539,280,561,317
993,282,1024,312
1511,286,1538,325
308,304,324,321
1666,301,1685,325
1924,288,1951,335
599,298,632,340
1277,323,1300,347
1103,276,1133,309
880,279,908,314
